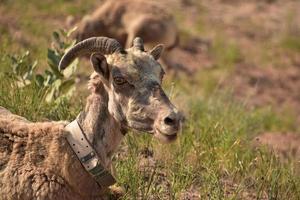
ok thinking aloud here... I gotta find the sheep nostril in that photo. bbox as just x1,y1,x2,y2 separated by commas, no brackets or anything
164,116,175,126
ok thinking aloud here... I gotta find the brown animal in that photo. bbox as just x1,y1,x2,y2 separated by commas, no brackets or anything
73,0,178,50
0,37,182,200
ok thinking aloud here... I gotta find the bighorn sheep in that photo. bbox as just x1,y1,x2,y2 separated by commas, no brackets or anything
73,0,178,50
0,37,182,200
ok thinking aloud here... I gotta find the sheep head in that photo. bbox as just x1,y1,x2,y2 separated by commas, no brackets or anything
59,37,182,143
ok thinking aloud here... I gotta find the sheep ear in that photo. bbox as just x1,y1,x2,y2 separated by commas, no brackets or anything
90,53,109,80
149,44,164,60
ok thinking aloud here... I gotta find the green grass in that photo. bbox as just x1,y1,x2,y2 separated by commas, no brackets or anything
114,92,300,199
1,53,299,199
0,55,80,121
0,0,96,62
0,75,80,121
209,37,242,69
1,1,300,199
281,36,300,52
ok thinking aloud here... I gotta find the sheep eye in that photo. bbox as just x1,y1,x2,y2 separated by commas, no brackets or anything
114,77,127,85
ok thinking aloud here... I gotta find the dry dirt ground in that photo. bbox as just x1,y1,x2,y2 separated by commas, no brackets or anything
254,132,300,161
170,0,300,123
208,0,300,123
225,64,300,121
195,0,300,163
166,0,300,115
164,37,212,74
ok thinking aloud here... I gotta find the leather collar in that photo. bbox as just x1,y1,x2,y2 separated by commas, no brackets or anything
64,120,116,188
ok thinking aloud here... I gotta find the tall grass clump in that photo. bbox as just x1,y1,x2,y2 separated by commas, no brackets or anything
0,29,81,121
115,91,300,200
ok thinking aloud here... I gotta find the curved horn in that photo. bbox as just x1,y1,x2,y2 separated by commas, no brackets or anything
133,37,144,51
59,37,123,70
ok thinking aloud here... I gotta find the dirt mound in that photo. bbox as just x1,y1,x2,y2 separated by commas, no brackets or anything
161,0,300,74
179,186,200,200
225,64,300,121
164,37,212,74
253,132,300,160
222,178,268,200
200,0,300,41
0,8,23,42
179,178,269,200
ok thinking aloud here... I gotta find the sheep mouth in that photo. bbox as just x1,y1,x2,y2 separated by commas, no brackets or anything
154,128,177,143
126,119,178,142
126,120,154,133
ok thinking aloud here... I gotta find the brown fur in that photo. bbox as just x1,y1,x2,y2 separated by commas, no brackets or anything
0,77,119,200
0,115,104,199
73,0,178,50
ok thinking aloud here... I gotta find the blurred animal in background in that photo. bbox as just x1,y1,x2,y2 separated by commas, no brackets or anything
69,0,178,51
66,0,183,73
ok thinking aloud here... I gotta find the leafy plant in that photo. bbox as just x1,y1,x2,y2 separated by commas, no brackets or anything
43,28,78,102
7,28,78,103
8,51,38,87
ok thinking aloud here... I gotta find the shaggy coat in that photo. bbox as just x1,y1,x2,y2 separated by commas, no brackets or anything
0,75,122,200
